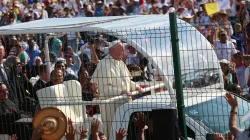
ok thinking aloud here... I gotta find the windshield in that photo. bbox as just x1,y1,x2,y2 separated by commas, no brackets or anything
173,68,220,88
186,96,250,134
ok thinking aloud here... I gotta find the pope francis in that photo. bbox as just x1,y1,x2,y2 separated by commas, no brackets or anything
91,40,143,138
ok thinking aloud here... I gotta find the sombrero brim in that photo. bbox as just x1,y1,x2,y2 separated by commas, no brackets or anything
32,107,67,140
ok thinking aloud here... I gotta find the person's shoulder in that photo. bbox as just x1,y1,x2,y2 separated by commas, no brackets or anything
213,40,220,46
237,129,250,139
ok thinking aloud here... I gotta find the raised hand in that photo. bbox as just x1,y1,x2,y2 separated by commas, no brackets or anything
224,92,238,109
9,134,17,140
91,118,100,134
78,125,88,140
134,112,146,132
116,128,128,140
214,132,224,140
65,118,76,140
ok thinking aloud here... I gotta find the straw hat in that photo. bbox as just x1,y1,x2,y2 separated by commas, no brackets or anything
181,12,194,19
13,1,21,7
218,9,227,15
32,107,67,140
219,59,230,64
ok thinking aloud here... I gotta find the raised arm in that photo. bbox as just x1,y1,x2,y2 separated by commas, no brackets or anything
224,93,239,137
135,112,146,140
72,52,81,72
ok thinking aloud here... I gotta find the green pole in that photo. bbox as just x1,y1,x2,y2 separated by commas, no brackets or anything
169,12,187,140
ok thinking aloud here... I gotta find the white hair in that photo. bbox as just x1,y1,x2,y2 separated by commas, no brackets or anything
33,56,43,66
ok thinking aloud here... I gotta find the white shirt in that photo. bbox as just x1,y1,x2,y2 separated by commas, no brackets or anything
244,66,250,88
213,40,237,61
41,9,48,19
229,0,236,17
30,75,40,86
0,63,8,82
126,52,140,65
91,54,138,99
237,129,249,140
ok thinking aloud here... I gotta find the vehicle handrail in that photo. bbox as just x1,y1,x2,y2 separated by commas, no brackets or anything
41,83,165,106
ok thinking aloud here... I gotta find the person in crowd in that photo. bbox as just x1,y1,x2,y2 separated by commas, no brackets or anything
16,42,30,65
6,56,37,114
213,30,237,62
91,40,144,137
33,64,49,92
0,83,33,140
232,52,246,88
26,38,41,69
64,46,81,77
225,92,250,139
50,36,63,58
45,68,64,87
231,23,245,54
78,67,99,116
218,10,234,38
94,1,104,17
40,3,48,19
220,59,233,89
30,56,43,77
243,55,250,88
0,46,17,103
161,4,169,15
66,31,80,53
39,50,46,64
54,60,78,81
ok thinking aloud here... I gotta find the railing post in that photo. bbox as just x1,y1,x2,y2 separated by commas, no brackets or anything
169,12,188,140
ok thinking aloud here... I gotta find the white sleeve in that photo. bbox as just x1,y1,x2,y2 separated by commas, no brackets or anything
245,68,250,88
236,129,249,140
230,43,237,54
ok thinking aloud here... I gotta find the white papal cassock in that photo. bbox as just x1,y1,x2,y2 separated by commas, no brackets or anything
91,54,139,138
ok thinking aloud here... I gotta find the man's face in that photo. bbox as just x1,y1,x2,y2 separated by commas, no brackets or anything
111,43,125,60
28,40,35,50
41,71,49,82
65,55,72,65
0,46,5,61
128,45,136,54
50,56,56,63
16,62,22,74
99,135,107,140
162,6,168,14
97,3,102,9
52,69,64,85
80,69,89,86
35,58,42,66
219,34,227,43
56,63,66,73
0,84,8,100
183,18,192,23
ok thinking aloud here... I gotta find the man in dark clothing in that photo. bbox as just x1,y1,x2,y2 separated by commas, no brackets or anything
34,64,49,92
0,83,33,140
54,61,78,81
5,56,37,114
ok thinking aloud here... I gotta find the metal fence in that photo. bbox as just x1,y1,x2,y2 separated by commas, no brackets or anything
0,14,249,140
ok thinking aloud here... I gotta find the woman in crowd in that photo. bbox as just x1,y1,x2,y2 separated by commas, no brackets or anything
78,67,100,116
